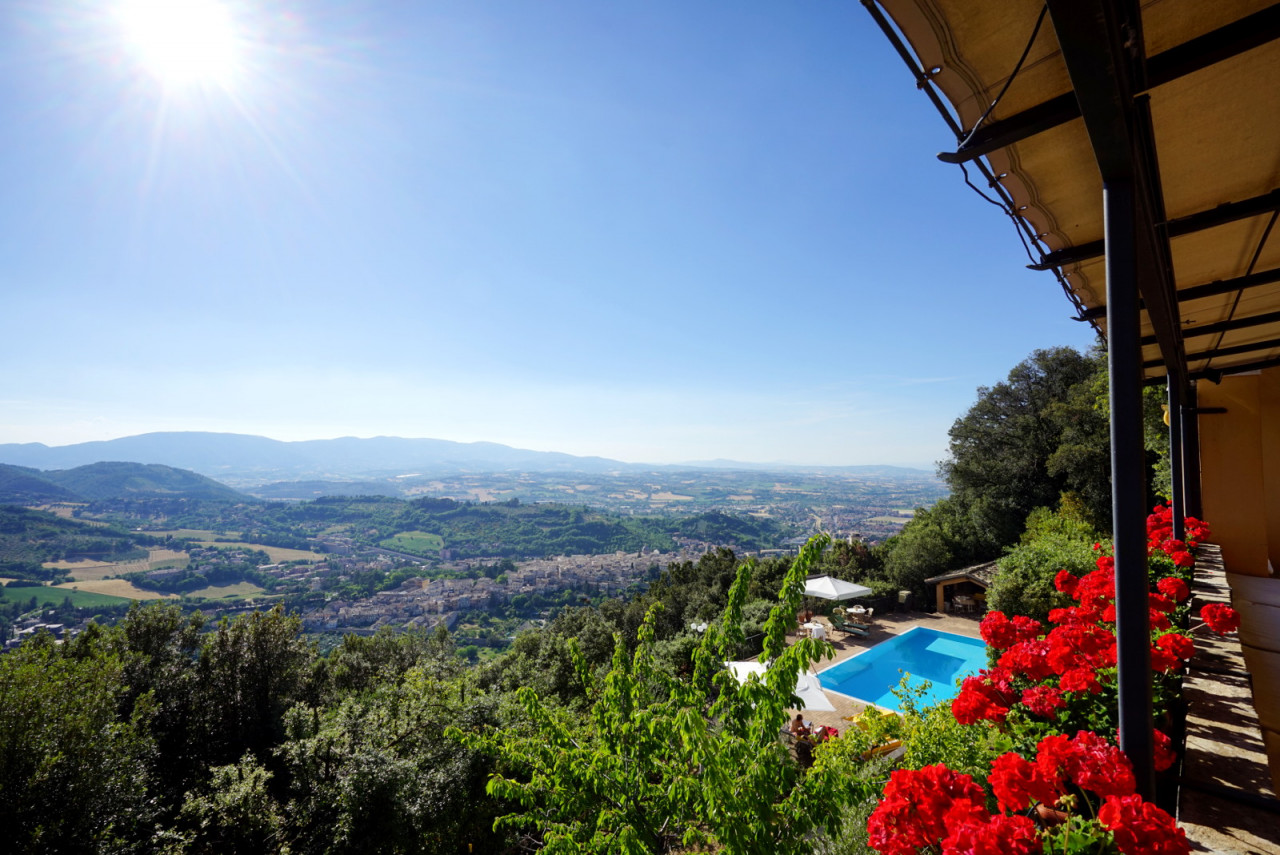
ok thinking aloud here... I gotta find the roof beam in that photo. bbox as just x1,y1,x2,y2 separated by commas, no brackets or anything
1186,353,1280,383
1031,188,1280,270
1141,309,1280,345
1143,336,1280,370
939,4,1280,164
1077,265,1280,321
1131,95,1189,384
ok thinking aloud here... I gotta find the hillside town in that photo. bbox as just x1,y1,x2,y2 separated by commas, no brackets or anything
298,545,709,635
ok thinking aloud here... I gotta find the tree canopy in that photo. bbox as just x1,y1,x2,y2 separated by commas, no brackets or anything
939,346,1111,549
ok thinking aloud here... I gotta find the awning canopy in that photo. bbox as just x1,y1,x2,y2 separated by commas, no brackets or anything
871,0,1280,385
804,574,874,601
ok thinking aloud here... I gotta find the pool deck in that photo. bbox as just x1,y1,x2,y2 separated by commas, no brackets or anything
787,609,984,734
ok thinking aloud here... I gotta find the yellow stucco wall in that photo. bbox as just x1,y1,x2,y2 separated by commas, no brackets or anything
1196,371,1279,577
1262,370,1280,575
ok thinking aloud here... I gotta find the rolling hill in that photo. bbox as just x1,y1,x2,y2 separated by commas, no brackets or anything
0,462,250,504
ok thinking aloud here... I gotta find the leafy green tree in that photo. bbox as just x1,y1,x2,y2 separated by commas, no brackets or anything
1142,382,1173,502
99,602,207,813
475,537,867,854
940,346,1107,549
986,505,1102,624
272,667,501,854
321,623,458,700
195,605,315,766
882,519,952,597
172,754,286,853
0,639,156,851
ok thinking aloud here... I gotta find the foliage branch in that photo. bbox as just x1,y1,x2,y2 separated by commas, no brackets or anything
471,534,881,854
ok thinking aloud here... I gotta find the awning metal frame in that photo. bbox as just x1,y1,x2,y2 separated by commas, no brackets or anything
937,5,1280,166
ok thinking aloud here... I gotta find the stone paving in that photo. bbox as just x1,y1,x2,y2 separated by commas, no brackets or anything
1178,546,1280,854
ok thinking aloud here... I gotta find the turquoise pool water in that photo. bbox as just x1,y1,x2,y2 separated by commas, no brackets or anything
816,627,988,712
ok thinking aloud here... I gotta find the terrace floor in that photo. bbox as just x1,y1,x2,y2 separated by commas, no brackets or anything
1178,546,1280,854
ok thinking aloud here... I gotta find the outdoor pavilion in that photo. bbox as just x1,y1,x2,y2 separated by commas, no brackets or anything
861,0,1280,803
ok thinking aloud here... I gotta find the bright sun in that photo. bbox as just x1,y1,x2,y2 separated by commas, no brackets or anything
116,0,242,88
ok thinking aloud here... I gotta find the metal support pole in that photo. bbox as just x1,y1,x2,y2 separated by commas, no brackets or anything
1106,178,1156,799
1182,383,1203,520
1167,378,1186,541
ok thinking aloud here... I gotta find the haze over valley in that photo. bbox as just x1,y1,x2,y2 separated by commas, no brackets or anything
0,431,943,649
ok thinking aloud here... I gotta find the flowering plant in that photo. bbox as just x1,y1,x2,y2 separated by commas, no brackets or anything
865,504,1238,853
1198,602,1239,635
867,729,1190,854
951,504,1231,762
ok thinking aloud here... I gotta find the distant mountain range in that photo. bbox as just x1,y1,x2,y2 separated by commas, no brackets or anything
0,461,248,504
0,432,934,486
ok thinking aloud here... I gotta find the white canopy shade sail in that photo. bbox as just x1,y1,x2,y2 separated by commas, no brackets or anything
725,660,837,713
803,575,873,601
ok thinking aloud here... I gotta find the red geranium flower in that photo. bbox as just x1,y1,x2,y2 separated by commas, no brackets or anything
1046,624,1116,675
1021,685,1066,718
1054,569,1079,596
1156,631,1195,663
1059,666,1103,695
1154,727,1177,772
1184,516,1211,546
942,812,1040,855
1011,614,1043,641
1149,608,1173,632
1066,730,1137,797
1034,733,1073,785
1098,794,1190,855
1156,576,1190,602
1150,644,1180,673
867,765,985,855
999,638,1054,682
989,751,1061,812
1200,602,1240,634
979,611,1020,650
952,674,1013,725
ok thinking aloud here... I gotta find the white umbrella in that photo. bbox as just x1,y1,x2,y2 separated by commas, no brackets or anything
804,575,873,601
725,660,837,712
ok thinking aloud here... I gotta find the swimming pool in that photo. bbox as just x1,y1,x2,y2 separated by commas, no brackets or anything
816,627,988,712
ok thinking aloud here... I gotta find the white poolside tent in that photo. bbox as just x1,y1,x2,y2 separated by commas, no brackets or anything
803,574,873,602
725,660,836,713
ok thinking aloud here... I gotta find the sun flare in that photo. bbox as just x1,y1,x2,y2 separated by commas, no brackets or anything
116,0,242,88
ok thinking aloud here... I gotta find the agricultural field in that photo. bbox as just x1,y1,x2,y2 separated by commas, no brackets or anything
187,582,267,599
191,541,320,562
148,529,236,541
380,531,444,554
1,585,132,608
45,547,190,582
33,503,91,520
54,579,177,600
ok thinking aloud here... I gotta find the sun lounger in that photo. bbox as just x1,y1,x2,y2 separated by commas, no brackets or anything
831,618,870,638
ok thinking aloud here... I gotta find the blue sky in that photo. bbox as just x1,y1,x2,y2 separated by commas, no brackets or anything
0,1,1097,469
